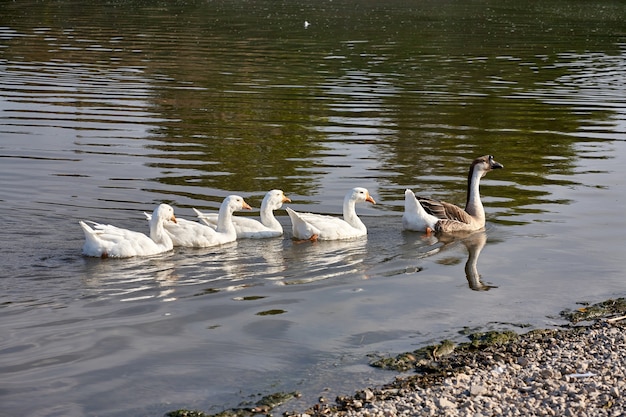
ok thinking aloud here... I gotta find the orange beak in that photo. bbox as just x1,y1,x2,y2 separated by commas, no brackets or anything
282,195,292,203
366,194,376,205
242,201,252,210
171,215,178,224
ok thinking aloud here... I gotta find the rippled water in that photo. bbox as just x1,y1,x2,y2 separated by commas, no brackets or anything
2,0,626,415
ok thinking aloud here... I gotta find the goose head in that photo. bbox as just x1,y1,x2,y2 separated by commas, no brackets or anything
472,155,504,178
224,195,252,212
264,189,291,210
350,187,376,205
153,203,177,224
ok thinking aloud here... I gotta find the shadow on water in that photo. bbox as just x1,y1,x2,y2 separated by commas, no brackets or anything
3,0,622,212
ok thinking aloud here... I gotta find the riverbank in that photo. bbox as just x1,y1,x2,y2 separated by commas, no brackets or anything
167,299,626,417
289,299,626,417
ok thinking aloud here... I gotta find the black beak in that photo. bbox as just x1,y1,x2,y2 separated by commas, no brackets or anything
489,156,503,169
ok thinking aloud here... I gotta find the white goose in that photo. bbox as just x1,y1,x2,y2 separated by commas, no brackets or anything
145,195,251,247
402,155,503,234
193,189,291,239
286,187,376,241
80,203,176,258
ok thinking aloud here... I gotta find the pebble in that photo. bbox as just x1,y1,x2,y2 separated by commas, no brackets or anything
290,320,625,417
469,383,486,397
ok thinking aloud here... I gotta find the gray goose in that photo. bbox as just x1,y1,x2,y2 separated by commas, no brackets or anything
402,155,503,234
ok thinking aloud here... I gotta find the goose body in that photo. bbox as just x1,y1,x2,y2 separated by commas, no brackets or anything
286,187,376,241
80,204,176,258
402,155,503,234
194,190,290,239
145,195,251,247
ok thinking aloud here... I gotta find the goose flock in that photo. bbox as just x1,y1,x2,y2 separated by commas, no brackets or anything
79,155,503,258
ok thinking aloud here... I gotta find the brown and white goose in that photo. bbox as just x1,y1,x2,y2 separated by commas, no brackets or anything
402,155,503,234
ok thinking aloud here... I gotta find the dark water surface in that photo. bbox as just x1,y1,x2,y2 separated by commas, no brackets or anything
2,1,626,415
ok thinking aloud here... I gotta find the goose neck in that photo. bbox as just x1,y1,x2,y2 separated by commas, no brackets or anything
343,195,365,230
259,201,281,229
150,217,173,248
465,167,485,218
216,204,235,233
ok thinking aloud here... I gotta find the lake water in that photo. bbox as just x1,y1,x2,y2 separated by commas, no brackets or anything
1,0,626,415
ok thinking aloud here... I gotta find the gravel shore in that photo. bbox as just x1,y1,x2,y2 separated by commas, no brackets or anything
293,316,625,417
168,300,626,417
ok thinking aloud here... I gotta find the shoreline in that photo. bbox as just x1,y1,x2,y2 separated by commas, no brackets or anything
295,320,625,416
291,299,626,417
168,299,626,417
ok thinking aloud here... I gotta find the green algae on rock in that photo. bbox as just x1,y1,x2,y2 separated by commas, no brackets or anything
165,391,300,417
370,330,516,372
467,330,518,347
560,297,626,323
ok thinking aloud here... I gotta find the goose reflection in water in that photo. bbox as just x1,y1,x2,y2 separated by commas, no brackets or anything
436,230,498,291
81,255,182,301
280,237,369,285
